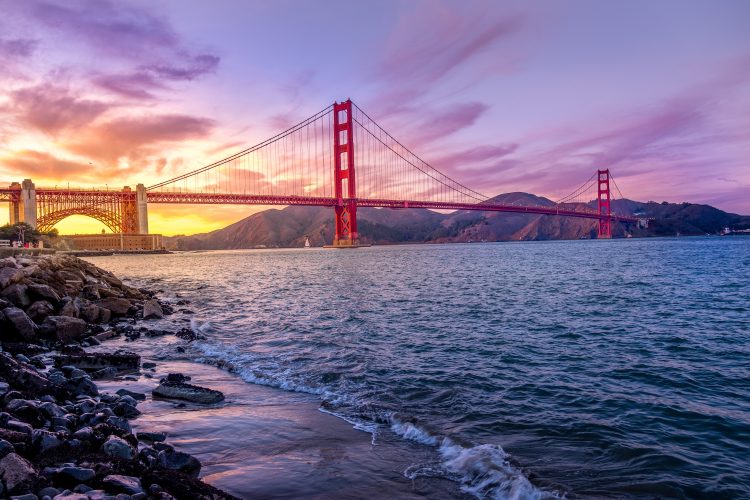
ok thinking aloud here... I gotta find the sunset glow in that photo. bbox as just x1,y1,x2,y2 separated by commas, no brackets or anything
1,0,749,235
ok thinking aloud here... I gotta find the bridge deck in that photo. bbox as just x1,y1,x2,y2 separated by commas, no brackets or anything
0,188,641,223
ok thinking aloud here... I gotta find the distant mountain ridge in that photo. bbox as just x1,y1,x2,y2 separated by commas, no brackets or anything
164,193,750,250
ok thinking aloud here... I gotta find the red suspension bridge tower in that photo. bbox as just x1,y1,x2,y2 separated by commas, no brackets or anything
332,99,358,247
597,169,612,239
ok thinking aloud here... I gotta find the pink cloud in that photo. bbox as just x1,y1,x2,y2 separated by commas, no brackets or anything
65,114,215,164
7,82,111,135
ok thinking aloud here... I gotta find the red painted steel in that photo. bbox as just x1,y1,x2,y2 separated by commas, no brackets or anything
142,192,639,223
597,169,612,239
0,100,646,240
332,99,358,246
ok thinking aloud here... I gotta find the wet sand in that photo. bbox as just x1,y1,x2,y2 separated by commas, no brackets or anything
94,337,466,499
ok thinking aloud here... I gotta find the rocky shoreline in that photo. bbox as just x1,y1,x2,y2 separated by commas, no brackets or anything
0,254,237,499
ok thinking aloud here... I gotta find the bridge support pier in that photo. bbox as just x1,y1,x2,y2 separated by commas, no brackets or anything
20,179,37,229
136,183,149,234
8,182,21,225
331,99,359,247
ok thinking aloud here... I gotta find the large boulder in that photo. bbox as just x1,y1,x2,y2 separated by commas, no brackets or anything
102,474,143,495
2,307,37,341
157,448,201,477
96,297,133,316
39,316,87,342
0,353,53,396
101,436,136,461
59,297,80,318
26,300,54,323
26,283,61,305
0,283,31,308
79,303,102,323
143,299,164,320
0,452,37,494
153,379,224,404
0,267,23,289
53,350,140,372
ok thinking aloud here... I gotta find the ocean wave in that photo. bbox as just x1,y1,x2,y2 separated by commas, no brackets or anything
176,339,557,499
392,415,560,500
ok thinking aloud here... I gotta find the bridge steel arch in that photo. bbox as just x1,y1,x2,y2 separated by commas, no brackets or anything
34,188,138,233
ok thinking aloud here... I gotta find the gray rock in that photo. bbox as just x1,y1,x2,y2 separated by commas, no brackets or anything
0,439,14,458
153,381,224,404
59,299,80,318
26,301,55,324
0,453,37,494
39,402,66,419
27,284,61,305
136,432,166,443
115,389,146,401
101,475,143,495
57,466,95,483
100,436,135,461
2,307,37,341
1,284,31,308
37,487,60,498
0,266,23,289
90,368,117,380
32,429,65,453
39,316,87,343
106,416,132,434
141,362,156,369
157,449,201,478
78,304,101,324
96,298,132,316
72,427,93,441
142,300,164,320
0,382,8,396
9,493,38,500
53,351,140,372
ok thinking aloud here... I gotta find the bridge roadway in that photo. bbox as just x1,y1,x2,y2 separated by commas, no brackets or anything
1,186,640,225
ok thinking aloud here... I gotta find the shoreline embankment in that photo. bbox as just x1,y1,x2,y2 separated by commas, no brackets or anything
0,253,237,499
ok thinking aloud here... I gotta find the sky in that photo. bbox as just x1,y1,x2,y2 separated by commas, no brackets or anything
0,0,749,235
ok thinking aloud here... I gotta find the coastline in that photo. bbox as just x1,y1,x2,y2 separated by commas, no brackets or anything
0,253,466,499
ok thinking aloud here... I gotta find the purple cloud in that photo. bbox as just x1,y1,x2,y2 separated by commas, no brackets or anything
433,144,519,170
411,102,489,145
22,0,220,97
92,72,166,100
145,53,220,81
379,13,523,87
0,38,37,59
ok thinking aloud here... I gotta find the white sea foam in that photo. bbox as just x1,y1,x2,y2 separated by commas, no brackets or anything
391,415,560,500
189,318,214,334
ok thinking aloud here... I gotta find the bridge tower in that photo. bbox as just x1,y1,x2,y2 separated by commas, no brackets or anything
597,169,611,239
136,183,149,234
8,182,21,225
332,99,358,247
20,179,37,229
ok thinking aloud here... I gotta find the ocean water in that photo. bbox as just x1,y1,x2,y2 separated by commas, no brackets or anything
86,237,750,499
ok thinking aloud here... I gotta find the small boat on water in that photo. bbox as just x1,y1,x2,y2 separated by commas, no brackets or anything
304,236,311,248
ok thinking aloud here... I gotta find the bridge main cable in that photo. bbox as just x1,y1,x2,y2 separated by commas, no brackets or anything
146,104,334,191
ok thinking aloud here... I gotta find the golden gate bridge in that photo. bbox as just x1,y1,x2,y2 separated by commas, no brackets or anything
0,100,645,244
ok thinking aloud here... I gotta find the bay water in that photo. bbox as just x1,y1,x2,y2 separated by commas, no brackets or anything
86,237,750,498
